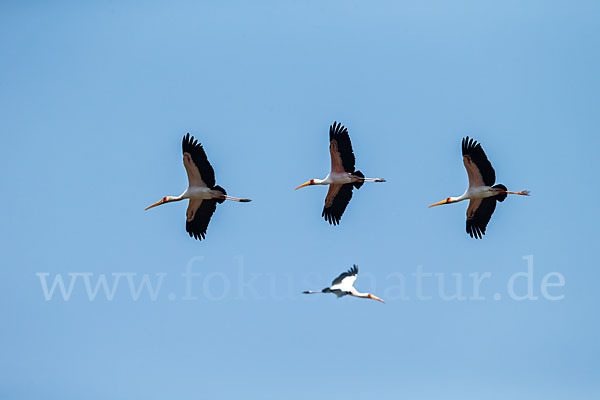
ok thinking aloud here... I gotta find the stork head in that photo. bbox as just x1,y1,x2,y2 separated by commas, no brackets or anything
145,196,169,210
428,197,453,208
295,179,315,190
368,293,385,303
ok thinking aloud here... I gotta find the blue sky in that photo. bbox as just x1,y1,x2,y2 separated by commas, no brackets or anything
1,1,599,399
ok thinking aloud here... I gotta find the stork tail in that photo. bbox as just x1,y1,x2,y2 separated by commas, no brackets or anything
213,185,227,204
302,287,331,294
493,184,507,202
353,170,365,189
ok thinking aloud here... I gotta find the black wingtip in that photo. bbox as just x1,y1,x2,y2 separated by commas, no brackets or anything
329,121,347,137
466,222,486,239
462,136,481,155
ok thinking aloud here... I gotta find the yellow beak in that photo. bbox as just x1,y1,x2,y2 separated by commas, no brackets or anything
295,181,312,190
370,294,385,303
428,199,449,208
145,198,165,211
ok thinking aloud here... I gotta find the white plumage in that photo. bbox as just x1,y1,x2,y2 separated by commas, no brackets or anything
295,122,386,225
303,265,385,303
429,137,529,238
145,133,251,240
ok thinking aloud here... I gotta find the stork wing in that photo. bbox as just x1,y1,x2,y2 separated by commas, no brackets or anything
182,133,216,188
185,199,217,240
329,122,356,173
331,265,358,290
322,183,353,225
466,197,497,239
462,137,495,187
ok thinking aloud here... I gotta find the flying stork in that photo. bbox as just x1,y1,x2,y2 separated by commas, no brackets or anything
295,122,386,225
145,133,251,240
303,265,385,303
429,137,529,238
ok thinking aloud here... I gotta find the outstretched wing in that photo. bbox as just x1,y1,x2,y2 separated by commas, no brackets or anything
185,199,218,240
331,265,358,289
329,121,356,173
462,137,495,187
466,197,497,239
322,183,354,225
182,133,216,188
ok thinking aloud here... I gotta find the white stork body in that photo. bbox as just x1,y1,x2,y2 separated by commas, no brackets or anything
296,122,386,225
303,265,385,303
310,172,362,186
429,137,529,238
145,133,251,240
181,186,231,200
447,185,506,204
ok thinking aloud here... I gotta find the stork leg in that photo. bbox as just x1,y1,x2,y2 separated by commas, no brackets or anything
505,190,530,196
225,196,252,202
360,178,386,182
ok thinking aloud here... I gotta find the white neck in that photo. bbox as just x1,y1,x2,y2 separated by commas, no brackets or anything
166,194,186,203
451,191,470,203
349,290,370,298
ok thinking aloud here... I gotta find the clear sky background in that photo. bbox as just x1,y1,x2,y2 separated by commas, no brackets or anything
1,1,599,399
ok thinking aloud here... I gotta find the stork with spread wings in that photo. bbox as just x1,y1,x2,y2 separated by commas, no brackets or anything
429,137,529,238
146,133,251,240
303,265,385,303
296,122,386,225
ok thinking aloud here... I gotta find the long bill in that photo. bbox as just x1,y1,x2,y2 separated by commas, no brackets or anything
145,198,166,210
428,199,450,208
369,294,385,303
295,181,312,190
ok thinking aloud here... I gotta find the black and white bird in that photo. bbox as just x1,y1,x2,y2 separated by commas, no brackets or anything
429,137,529,239
303,265,385,303
145,133,251,240
295,122,386,225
